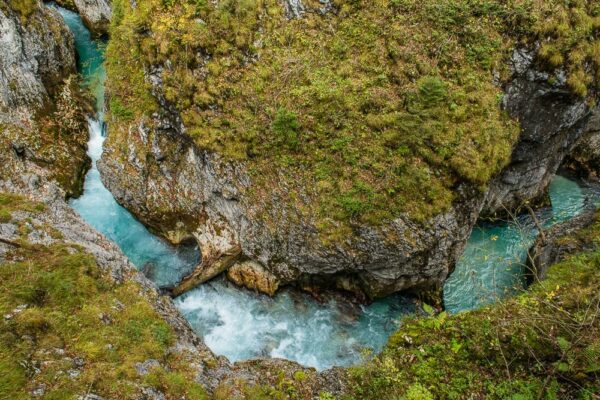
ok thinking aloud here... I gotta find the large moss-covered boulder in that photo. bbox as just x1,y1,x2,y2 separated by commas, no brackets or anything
99,0,600,298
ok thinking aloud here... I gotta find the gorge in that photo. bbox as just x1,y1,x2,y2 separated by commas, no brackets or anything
61,1,599,370
1,0,599,398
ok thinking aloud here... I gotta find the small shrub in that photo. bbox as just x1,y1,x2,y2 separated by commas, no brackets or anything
272,108,300,150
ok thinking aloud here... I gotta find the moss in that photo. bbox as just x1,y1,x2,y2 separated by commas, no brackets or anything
0,193,207,399
7,0,37,22
346,212,600,399
104,0,599,236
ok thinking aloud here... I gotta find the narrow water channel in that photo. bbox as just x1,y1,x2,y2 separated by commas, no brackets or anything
57,6,599,372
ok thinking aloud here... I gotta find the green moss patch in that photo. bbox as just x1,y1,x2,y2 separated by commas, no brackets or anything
0,193,207,399
105,0,599,234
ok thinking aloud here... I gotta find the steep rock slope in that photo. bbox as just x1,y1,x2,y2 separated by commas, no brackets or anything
55,0,112,36
566,111,600,180
483,48,600,216
0,0,90,197
99,0,600,298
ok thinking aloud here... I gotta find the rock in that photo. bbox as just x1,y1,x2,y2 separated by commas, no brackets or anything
55,0,112,36
565,111,600,180
526,208,596,284
483,48,599,217
0,1,90,197
0,1,76,126
73,0,111,36
98,58,484,300
31,384,46,397
135,359,160,376
227,261,280,296
98,14,600,301
282,0,305,18
99,111,484,299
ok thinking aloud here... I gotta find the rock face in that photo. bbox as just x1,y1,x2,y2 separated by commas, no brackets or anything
526,208,596,284
73,0,111,36
0,1,75,126
0,0,90,197
483,48,600,216
56,0,112,36
97,22,598,299
99,69,484,300
566,111,600,180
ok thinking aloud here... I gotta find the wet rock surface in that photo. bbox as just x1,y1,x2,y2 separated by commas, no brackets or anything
55,0,111,36
483,48,600,217
527,208,596,284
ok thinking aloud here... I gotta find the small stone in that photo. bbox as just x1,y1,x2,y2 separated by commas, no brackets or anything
135,359,160,376
98,313,111,324
68,369,81,378
78,394,104,400
53,348,65,355
73,357,85,368
31,384,46,397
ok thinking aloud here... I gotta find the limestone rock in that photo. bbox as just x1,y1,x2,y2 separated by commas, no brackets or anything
526,208,596,284
566,111,600,180
0,1,76,126
99,94,483,299
55,0,112,36
73,0,111,36
483,48,599,217
0,1,90,197
227,261,280,296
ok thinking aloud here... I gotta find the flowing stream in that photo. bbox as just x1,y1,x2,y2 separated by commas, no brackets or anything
58,7,599,372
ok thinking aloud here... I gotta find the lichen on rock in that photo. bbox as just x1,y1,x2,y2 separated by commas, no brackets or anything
0,0,91,197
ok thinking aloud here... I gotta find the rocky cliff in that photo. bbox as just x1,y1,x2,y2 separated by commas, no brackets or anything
0,0,90,197
99,92,483,299
99,0,600,299
483,48,600,217
566,111,600,181
55,0,111,36
526,208,597,284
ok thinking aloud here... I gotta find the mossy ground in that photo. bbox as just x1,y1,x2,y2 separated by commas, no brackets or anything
106,0,599,235
0,193,208,399
342,212,600,399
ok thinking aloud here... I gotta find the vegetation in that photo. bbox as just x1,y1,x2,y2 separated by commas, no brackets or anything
105,0,599,233
0,76,92,198
5,0,38,21
0,193,208,399
345,212,600,399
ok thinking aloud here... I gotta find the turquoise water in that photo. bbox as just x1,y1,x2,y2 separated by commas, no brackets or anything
444,175,596,313
57,6,415,370
57,5,598,371
58,7,199,288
